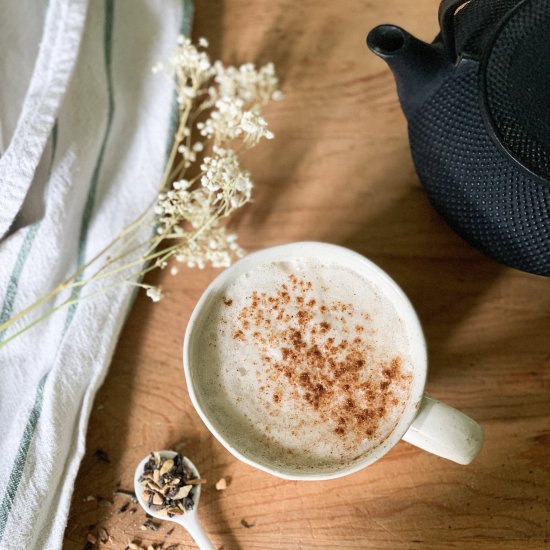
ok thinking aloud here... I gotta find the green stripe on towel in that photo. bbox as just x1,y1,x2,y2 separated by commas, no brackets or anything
122,0,194,315
64,0,115,329
0,375,46,537
0,122,58,343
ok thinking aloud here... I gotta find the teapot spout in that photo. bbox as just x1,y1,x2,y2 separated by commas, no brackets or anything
367,25,448,118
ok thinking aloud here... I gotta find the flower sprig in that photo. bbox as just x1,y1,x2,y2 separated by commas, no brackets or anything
0,37,281,347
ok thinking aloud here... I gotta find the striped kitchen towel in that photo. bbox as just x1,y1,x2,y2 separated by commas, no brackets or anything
0,0,193,547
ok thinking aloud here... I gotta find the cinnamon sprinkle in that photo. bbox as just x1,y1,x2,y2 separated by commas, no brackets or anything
228,273,412,445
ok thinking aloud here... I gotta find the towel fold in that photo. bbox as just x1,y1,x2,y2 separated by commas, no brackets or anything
0,0,193,547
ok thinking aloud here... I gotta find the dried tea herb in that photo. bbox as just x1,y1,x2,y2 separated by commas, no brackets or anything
138,452,204,517
97,495,113,507
98,527,109,543
117,501,130,514
142,519,160,531
94,448,111,463
215,478,227,491
240,518,255,528
113,487,137,501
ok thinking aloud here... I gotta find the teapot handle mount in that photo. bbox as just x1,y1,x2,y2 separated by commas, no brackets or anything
438,0,471,62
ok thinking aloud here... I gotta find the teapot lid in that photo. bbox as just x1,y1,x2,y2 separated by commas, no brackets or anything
481,0,550,181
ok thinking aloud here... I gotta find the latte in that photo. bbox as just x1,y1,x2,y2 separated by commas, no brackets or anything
192,258,414,474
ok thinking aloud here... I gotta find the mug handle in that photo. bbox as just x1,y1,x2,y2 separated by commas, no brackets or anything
402,395,483,464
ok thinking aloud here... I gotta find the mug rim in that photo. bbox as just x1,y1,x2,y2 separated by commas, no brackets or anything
183,241,427,480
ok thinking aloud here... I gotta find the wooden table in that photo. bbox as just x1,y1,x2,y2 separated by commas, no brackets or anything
63,0,550,548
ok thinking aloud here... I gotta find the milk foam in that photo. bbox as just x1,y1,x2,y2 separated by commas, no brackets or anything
193,258,414,474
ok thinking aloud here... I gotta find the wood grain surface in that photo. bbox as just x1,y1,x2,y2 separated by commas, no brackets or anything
63,0,550,548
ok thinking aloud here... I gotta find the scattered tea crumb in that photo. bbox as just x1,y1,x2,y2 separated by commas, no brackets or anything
83,495,95,502
240,518,255,528
86,533,97,544
98,496,113,507
98,526,109,543
113,485,137,502
186,477,207,485
167,527,174,535
129,507,137,514
215,478,227,490
140,525,147,531
94,448,111,463
143,519,160,531
113,488,137,501
117,501,130,514
166,545,179,550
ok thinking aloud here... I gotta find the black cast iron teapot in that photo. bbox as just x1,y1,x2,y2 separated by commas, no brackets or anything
367,0,550,276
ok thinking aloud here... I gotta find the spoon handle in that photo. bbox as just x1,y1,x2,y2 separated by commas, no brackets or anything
184,515,215,550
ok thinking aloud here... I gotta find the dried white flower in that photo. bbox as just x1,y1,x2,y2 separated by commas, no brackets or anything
160,36,215,92
240,110,274,146
177,144,197,163
0,37,281,347
213,62,280,105
173,179,190,190
198,97,244,142
199,98,275,147
146,287,163,302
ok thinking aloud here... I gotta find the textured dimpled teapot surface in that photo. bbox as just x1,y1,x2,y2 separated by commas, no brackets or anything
484,0,550,181
408,57,550,276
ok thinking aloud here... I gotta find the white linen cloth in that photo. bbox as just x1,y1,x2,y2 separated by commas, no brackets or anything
0,0,193,547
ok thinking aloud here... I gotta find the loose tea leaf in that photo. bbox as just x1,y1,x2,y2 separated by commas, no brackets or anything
138,453,199,517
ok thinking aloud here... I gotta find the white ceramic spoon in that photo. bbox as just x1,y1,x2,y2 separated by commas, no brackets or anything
134,450,215,550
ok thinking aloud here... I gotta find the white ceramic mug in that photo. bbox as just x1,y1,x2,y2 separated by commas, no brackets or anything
183,242,483,480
